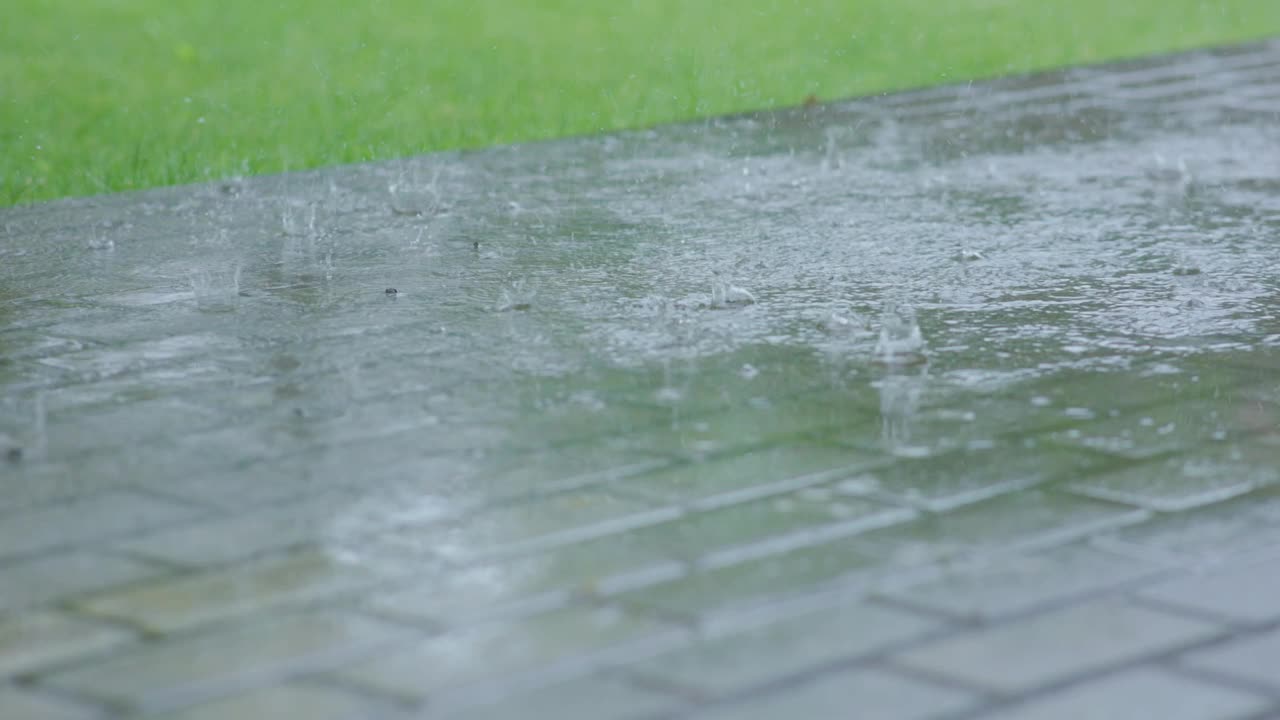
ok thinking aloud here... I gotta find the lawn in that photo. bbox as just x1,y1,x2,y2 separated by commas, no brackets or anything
3,0,1279,206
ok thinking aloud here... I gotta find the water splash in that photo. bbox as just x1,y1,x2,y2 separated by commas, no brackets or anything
0,393,46,463
823,309,871,337
281,203,318,238
878,369,926,455
875,301,927,366
189,262,242,312
497,278,536,312
389,166,448,216
1172,252,1203,276
710,271,756,307
87,226,115,250
822,126,845,172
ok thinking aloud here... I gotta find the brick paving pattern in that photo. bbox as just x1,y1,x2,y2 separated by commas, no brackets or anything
2,39,1280,719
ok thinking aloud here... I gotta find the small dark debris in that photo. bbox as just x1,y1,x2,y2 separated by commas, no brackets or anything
473,241,480,251
803,93,820,108
293,408,306,418
5,447,21,463
385,288,398,295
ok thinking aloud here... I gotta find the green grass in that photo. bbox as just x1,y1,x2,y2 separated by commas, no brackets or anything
3,1,1279,206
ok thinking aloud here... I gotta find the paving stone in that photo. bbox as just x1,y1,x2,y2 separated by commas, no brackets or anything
453,449,673,499
115,490,366,567
611,445,879,507
0,491,206,561
148,451,469,510
626,391,878,459
840,445,1103,512
624,348,832,412
1067,443,1280,512
395,488,666,561
894,600,1222,693
632,600,937,697
1139,554,1280,624
1018,369,1240,419
1102,485,1280,562
437,673,683,720
852,491,1149,568
689,667,977,720
1047,401,1244,460
153,683,386,720
337,606,675,702
41,397,221,459
619,487,912,564
40,613,405,713
75,549,388,633
34,333,243,382
366,536,681,627
982,667,1270,720
1183,626,1280,690
345,481,675,571
505,396,674,452
618,540,883,619
827,384,1072,459
0,611,132,679
878,541,1168,621
0,688,90,720
0,551,161,613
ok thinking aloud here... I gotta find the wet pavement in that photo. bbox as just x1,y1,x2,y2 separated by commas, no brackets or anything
2,38,1280,720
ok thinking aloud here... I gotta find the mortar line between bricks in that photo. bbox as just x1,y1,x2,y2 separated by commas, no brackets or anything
0,509,225,571
1126,593,1259,628
117,483,229,514
1237,707,1280,720
637,552,1253,718
6,677,125,719
48,596,160,642
931,618,1280,720
868,552,1182,627
1162,661,1280,702
0,484,213,525
27,612,422,717
426,627,696,714
296,671,424,715
646,621,999,720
